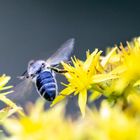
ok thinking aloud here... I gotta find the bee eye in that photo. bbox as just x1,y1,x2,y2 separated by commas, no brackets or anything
31,74,34,77
41,63,45,68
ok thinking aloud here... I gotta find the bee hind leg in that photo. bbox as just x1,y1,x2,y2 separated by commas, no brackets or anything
49,67,67,73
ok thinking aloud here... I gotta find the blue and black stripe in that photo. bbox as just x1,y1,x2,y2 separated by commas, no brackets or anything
36,71,56,101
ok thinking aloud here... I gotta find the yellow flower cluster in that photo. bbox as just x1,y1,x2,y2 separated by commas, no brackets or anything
2,37,140,140
3,99,140,140
52,37,140,117
3,100,74,140
0,75,23,119
102,38,140,96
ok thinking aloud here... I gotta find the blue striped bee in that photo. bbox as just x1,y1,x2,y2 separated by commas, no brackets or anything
10,39,74,101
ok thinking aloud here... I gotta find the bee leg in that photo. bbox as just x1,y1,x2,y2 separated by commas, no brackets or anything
17,70,29,79
17,75,29,79
17,76,25,79
49,67,67,73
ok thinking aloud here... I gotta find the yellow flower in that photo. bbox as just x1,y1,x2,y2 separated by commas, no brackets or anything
52,49,117,117
97,102,139,140
115,40,140,93
3,100,140,140
89,47,119,101
77,101,140,140
99,101,140,140
91,37,140,104
125,87,140,116
0,74,24,117
0,74,12,93
103,37,140,97
3,99,74,140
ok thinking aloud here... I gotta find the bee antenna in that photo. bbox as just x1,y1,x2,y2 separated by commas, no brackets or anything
17,70,28,79
21,70,27,76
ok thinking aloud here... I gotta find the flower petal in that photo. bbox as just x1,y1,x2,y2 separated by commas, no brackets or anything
51,95,65,107
92,73,118,83
101,47,117,67
0,75,11,89
78,90,87,117
0,95,24,116
51,86,74,107
84,49,98,70
89,91,101,102
0,85,13,91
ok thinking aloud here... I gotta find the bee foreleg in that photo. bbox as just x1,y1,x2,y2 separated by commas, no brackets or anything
17,70,29,79
17,75,29,79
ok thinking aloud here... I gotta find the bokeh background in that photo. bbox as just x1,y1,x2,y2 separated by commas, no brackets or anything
0,0,140,115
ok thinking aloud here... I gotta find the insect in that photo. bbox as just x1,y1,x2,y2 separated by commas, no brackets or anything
9,38,75,102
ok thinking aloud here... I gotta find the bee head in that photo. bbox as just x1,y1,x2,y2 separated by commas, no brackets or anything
27,60,46,77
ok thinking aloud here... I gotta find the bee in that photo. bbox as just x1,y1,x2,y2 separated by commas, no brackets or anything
9,39,75,102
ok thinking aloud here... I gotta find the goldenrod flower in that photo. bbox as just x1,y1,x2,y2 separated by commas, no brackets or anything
3,99,140,140
0,74,12,93
102,37,140,97
3,99,74,140
52,49,117,117
0,74,24,117
76,101,140,140
87,37,140,108
125,87,140,117
96,102,140,140
2,36,140,140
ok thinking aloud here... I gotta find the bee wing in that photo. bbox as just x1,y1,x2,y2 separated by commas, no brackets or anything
46,38,75,66
7,77,33,102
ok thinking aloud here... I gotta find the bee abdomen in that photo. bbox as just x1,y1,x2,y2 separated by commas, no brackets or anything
36,71,56,101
